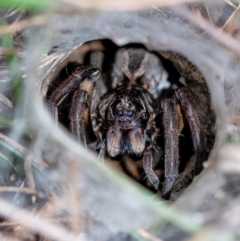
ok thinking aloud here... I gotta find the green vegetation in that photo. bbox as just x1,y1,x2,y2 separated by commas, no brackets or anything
0,0,54,11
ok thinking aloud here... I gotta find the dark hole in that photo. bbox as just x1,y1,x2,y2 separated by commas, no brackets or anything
45,39,214,199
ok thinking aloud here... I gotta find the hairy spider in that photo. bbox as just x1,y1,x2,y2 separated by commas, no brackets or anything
46,42,205,198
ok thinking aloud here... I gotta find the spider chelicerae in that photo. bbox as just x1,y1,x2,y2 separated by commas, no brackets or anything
46,40,205,198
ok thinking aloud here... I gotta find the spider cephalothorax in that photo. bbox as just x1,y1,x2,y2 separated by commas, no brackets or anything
46,43,205,198
99,85,156,158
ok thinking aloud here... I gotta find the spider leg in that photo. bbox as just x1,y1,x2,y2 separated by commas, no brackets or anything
161,99,179,197
69,68,100,146
47,94,67,123
142,150,159,190
69,90,92,145
88,119,106,162
174,87,204,175
48,65,99,123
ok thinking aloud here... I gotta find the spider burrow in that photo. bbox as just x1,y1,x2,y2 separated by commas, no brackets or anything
46,41,205,198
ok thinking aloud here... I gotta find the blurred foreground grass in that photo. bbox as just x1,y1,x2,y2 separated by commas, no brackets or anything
0,1,240,241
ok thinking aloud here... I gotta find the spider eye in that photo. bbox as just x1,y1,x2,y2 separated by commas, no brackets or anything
117,110,123,116
127,111,134,117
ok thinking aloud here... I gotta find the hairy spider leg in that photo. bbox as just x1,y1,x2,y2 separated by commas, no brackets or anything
161,99,179,197
142,149,160,190
69,69,100,145
70,90,92,145
174,87,204,175
48,65,100,145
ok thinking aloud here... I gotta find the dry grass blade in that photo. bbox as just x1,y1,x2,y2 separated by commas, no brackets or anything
173,6,240,55
137,229,165,241
0,186,46,198
0,0,210,36
24,153,36,204
0,14,51,36
225,0,238,9
0,132,25,153
0,199,79,241
0,93,13,108
63,0,201,11
0,132,48,167
223,5,240,39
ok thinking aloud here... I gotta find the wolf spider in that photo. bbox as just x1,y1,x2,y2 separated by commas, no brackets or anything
47,44,204,198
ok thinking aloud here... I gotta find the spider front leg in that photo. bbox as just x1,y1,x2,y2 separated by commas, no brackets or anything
48,65,99,121
69,69,100,146
70,90,93,145
48,65,100,146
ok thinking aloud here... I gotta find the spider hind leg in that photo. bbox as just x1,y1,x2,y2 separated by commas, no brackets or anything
174,87,204,175
161,86,204,198
161,98,180,197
